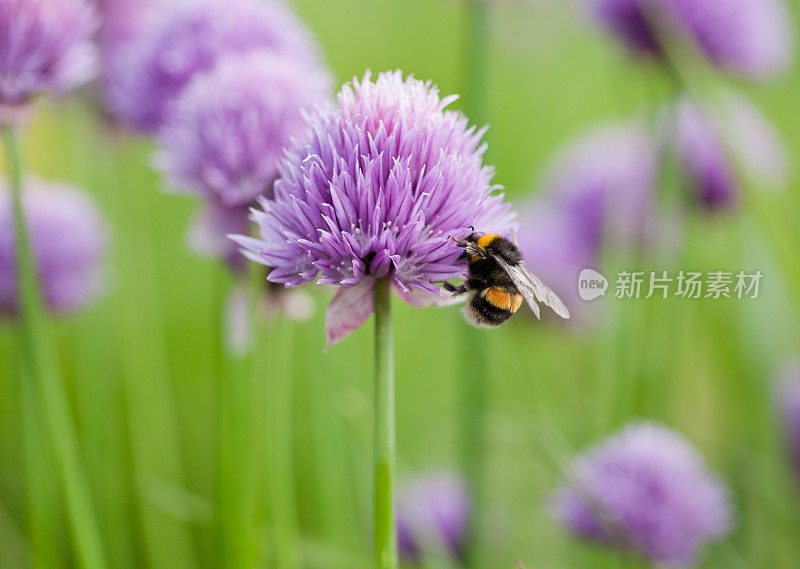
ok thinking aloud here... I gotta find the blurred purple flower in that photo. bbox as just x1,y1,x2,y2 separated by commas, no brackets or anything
672,99,738,211
396,472,470,564
0,180,109,316
551,422,732,567
106,0,324,133
233,70,514,347
155,51,331,207
541,122,656,251
90,0,151,95
515,203,593,320
0,0,98,122
516,122,657,320
776,360,800,477
593,0,795,79
670,93,788,212
90,0,144,49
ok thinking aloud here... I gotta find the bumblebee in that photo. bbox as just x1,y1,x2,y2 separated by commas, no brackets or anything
444,231,570,327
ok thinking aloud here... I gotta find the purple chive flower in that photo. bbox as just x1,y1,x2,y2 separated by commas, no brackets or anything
551,422,732,567
516,123,657,320
90,0,151,96
155,50,330,268
106,0,324,133
155,51,331,208
592,0,795,79
671,92,788,212
396,472,470,564
776,360,800,477
90,0,146,53
233,70,514,347
0,180,109,316
0,0,98,123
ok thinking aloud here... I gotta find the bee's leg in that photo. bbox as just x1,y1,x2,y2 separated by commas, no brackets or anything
444,282,470,296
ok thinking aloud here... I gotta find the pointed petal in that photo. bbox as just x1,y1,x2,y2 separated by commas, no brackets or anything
325,277,376,350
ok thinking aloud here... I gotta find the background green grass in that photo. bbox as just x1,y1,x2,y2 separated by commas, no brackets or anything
2,0,800,568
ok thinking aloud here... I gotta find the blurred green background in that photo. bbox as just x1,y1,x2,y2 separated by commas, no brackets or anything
2,0,800,568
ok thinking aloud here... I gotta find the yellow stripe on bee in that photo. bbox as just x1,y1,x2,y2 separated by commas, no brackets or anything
482,287,512,310
510,293,523,312
476,233,500,251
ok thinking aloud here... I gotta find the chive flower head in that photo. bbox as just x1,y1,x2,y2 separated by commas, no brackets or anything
0,0,97,121
670,93,787,212
592,0,795,79
233,70,514,346
551,422,732,566
155,51,331,208
0,180,109,316
516,122,657,319
106,0,323,132
396,471,470,564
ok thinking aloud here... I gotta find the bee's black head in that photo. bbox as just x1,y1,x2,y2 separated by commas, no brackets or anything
460,232,522,265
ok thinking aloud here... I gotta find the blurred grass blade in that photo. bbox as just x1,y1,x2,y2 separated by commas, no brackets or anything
74,310,136,569
108,141,195,569
21,361,63,569
3,125,108,569
0,497,31,568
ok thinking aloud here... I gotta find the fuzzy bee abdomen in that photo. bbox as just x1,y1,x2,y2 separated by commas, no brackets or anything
482,287,523,312
462,287,522,328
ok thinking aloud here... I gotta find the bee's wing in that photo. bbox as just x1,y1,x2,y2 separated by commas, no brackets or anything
491,254,571,319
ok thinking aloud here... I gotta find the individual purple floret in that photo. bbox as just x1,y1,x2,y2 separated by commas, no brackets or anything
396,472,470,564
233,70,514,347
670,92,788,212
776,360,800,477
0,180,109,316
105,0,324,132
0,0,98,123
551,422,732,567
155,51,331,208
592,0,795,79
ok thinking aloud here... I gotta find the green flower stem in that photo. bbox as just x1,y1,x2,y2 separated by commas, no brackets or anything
459,2,491,566
372,277,397,569
218,284,256,569
3,125,108,569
